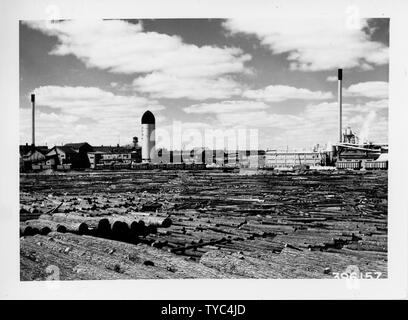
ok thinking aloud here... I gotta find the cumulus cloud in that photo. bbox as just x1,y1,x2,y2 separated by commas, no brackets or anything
345,81,388,99
243,85,333,102
326,76,338,82
216,111,302,129
187,99,388,148
223,18,388,71
288,101,388,146
20,86,164,146
133,73,242,100
24,20,250,77
360,99,388,110
24,19,251,100
21,19,389,149
32,85,152,109
183,100,270,114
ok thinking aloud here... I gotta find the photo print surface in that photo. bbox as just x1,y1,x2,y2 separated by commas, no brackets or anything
19,18,389,280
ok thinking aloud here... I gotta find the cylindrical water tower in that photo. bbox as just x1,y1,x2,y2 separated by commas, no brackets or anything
141,110,155,163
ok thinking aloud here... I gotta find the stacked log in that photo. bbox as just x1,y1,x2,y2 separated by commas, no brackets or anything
21,219,89,236
22,212,172,242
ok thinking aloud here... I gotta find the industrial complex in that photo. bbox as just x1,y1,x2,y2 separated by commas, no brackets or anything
19,68,389,281
20,69,388,173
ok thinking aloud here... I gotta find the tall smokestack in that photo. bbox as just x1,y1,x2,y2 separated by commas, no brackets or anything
31,93,35,147
338,69,343,143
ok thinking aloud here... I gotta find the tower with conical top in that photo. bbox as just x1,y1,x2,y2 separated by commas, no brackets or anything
141,110,155,163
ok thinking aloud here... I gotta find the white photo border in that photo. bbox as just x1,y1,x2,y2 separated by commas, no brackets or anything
0,0,407,300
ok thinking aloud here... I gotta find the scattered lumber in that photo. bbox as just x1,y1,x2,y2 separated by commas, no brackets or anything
20,233,238,280
20,170,388,279
45,202,63,214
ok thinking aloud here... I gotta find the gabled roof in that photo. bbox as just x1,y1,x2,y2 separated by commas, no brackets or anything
53,146,77,154
64,142,92,149
19,145,32,156
23,149,46,158
19,145,49,156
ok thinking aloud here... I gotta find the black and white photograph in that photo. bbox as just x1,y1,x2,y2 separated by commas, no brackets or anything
18,16,390,281
1,0,407,301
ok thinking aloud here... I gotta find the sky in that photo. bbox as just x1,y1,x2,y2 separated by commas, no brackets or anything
19,18,389,150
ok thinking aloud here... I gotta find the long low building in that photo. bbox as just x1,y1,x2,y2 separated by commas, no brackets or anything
87,146,141,169
20,141,142,171
264,150,327,168
335,143,387,161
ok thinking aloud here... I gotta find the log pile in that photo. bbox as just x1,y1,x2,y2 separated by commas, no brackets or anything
20,170,388,279
20,212,171,241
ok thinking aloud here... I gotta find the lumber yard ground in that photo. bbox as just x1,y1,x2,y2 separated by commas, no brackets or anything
19,169,388,280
